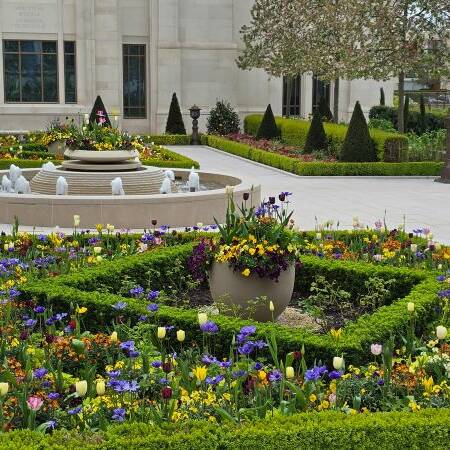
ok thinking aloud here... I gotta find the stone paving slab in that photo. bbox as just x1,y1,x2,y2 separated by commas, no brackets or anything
170,146,450,244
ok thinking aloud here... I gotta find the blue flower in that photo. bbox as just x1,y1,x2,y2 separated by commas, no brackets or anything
107,370,121,378
129,286,144,297
33,368,48,379
438,290,450,298
33,305,46,314
205,375,224,385
67,406,82,415
328,370,342,380
254,362,264,370
111,408,126,422
151,361,162,368
138,315,148,322
24,319,37,328
147,303,159,313
219,360,232,369
305,365,328,382
48,392,60,400
268,370,282,383
112,301,127,311
232,370,246,378
147,290,160,300
200,321,219,334
47,420,57,430
202,354,218,365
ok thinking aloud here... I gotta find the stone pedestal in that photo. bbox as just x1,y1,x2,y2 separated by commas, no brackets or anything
436,110,450,184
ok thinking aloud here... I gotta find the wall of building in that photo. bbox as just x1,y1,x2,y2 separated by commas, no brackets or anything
0,0,393,133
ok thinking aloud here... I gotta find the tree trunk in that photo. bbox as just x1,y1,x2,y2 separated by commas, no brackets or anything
333,78,339,123
397,71,405,133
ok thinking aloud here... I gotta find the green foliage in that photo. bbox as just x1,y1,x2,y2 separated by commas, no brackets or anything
380,87,385,106
406,129,447,162
244,114,408,161
0,409,449,449
89,95,111,127
304,109,328,154
21,241,441,365
369,105,445,135
256,104,280,140
0,159,61,170
368,119,397,133
142,135,191,145
165,93,186,135
419,94,426,134
340,101,377,162
203,135,442,176
404,96,410,132
207,100,240,135
318,96,333,122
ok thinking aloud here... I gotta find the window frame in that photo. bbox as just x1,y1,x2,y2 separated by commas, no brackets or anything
64,40,77,104
282,75,302,117
122,43,147,119
3,39,59,104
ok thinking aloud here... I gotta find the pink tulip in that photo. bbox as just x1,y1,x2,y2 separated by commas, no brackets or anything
370,344,383,356
27,396,44,411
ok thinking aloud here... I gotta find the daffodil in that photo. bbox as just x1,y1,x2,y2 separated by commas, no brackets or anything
192,366,207,382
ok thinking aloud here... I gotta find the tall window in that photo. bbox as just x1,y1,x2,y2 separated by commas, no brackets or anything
282,75,301,116
64,41,77,103
3,40,58,103
123,44,146,118
312,75,330,112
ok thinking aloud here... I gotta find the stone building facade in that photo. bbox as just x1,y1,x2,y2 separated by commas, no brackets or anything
0,0,394,133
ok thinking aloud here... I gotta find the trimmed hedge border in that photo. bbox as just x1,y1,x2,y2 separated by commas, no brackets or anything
0,148,199,170
22,243,441,365
1,409,449,449
202,135,443,176
244,114,408,161
142,134,191,145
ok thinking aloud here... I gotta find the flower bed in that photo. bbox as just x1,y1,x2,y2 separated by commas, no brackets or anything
202,135,443,176
0,221,447,436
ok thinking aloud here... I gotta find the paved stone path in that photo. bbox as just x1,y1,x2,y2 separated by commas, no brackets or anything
171,145,450,244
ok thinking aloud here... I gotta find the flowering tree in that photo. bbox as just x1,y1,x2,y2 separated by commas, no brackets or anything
356,0,449,132
237,0,372,122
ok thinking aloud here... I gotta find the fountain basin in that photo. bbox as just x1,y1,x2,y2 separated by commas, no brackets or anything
64,149,139,163
0,168,260,228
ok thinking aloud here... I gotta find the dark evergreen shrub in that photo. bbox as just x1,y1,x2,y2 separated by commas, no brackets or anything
206,100,240,135
304,108,328,153
380,87,385,106
165,93,186,135
419,94,426,134
340,101,377,162
318,96,333,122
403,95,410,133
256,104,280,140
89,96,111,127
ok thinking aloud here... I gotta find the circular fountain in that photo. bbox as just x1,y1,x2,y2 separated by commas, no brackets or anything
30,149,172,196
0,149,261,228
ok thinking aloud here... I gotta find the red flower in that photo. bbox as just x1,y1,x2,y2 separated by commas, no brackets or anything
161,386,172,400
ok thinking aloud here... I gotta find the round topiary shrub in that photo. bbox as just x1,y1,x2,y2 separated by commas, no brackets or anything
207,100,240,135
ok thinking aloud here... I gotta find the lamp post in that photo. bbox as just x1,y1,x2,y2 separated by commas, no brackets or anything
189,105,201,145
436,109,450,183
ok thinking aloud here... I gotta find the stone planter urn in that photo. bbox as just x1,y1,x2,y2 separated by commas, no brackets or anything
64,149,139,163
48,140,66,157
208,262,295,322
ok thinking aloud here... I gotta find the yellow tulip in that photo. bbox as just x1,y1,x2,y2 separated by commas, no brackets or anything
286,367,295,379
0,382,9,397
193,366,207,382
436,325,447,340
407,302,415,313
73,215,80,227
333,356,344,370
96,380,105,396
110,331,118,343
177,330,186,342
157,327,166,339
93,247,102,255
269,301,275,312
76,306,88,314
198,312,208,325
75,380,88,397
423,376,434,394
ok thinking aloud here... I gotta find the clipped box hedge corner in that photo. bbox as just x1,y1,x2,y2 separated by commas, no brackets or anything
22,242,441,365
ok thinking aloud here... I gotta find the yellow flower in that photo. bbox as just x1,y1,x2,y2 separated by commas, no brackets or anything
309,394,317,403
193,366,207,382
423,376,434,395
96,224,103,233
248,248,256,256
409,401,420,412
330,328,342,341
222,393,231,401
242,268,251,277
76,306,88,314
257,370,267,381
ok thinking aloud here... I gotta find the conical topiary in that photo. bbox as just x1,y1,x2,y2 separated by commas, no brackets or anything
340,101,377,162
89,95,111,127
165,93,186,135
380,87,385,106
318,96,333,122
256,104,280,140
304,108,328,154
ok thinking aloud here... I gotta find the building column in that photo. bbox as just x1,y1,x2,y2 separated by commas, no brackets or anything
302,73,313,119
57,0,65,104
148,0,159,133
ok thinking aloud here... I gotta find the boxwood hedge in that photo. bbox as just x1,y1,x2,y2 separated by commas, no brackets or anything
203,135,442,176
243,114,409,161
142,134,191,145
1,409,448,449
22,242,441,365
